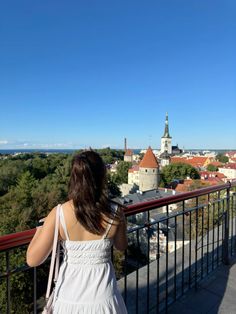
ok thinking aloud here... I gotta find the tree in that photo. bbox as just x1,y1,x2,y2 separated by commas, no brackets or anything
0,159,27,195
112,161,132,185
216,154,229,163
0,172,38,234
107,173,121,197
207,164,218,172
95,148,124,164
161,163,200,185
15,171,37,208
25,156,50,179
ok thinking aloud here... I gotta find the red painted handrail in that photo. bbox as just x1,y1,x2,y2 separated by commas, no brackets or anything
0,228,36,251
0,181,235,251
125,181,234,216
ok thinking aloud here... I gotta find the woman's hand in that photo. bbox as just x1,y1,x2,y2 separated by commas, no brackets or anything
36,218,46,228
113,207,128,252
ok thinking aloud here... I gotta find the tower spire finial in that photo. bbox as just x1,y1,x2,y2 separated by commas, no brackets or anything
162,112,171,138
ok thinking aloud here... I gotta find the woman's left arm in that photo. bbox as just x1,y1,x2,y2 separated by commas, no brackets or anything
26,207,57,267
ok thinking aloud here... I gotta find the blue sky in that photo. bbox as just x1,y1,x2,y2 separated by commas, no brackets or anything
0,0,235,150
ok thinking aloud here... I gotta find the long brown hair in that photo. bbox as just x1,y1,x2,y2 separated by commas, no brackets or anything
68,150,117,235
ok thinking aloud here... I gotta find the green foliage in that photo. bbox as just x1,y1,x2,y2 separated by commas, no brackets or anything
112,161,132,185
0,149,123,235
216,154,229,163
0,247,49,314
0,150,124,311
207,164,218,172
0,172,38,234
95,147,124,164
161,163,200,185
107,173,121,197
0,154,71,235
0,159,27,195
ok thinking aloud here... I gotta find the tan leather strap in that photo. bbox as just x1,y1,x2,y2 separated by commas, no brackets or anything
102,204,118,239
45,204,60,300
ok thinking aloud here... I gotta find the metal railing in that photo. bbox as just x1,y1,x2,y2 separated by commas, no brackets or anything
0,181,236,313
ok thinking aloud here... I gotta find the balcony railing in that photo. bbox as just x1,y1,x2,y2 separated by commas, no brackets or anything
0,181,236,313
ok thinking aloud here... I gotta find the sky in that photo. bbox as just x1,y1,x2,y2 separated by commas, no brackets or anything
0,0,236,150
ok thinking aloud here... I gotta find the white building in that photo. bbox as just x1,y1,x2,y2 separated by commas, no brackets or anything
218,164,236,180
128,165,140,186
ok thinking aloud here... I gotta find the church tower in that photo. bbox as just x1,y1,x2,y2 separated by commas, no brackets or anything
139,146,159,192
161,112,172,154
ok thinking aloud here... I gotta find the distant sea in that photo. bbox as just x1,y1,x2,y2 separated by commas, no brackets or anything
0,149,82,155
0,148,234,155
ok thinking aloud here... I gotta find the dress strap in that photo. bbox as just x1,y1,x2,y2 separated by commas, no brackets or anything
59,205,70,241
102,204,119,239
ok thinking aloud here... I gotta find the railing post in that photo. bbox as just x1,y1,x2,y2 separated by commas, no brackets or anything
33,267,37,314
223,183,231,265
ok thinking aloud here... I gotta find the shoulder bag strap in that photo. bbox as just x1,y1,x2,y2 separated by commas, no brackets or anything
45,204,60,300
103,204,119,239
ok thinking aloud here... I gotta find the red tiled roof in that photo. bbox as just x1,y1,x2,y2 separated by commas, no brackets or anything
171,156,210,168
220,163,236,170
124,149,133,156
200,171,226,179
139,146,159,168
209,161,223,167
206,177,224,184
175,180,193,192
225,151,236,157
215,172,227,179
175,178,221,192
128,165,139,173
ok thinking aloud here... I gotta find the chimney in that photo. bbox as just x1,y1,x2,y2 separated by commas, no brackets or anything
124,138,127,151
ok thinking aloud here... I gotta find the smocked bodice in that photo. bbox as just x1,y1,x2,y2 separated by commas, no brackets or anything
61,238,113,265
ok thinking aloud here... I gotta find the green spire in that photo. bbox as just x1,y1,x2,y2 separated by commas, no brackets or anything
162,112,171,138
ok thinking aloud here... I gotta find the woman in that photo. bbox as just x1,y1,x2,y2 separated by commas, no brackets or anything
27,150,128,313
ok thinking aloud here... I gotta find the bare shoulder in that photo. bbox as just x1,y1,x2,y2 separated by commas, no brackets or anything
42,205,57,226
60,200,76,221
61,200,74,211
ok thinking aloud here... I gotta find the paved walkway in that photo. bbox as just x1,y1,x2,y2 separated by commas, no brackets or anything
168,257,236,314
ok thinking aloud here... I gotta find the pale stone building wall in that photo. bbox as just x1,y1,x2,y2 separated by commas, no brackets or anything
218,167,236,179
119,183,135,196
124,155,133,162
139,167,158,191
128,170,139,185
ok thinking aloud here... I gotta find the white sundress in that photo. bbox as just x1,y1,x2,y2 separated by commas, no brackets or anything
52,204,127,314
